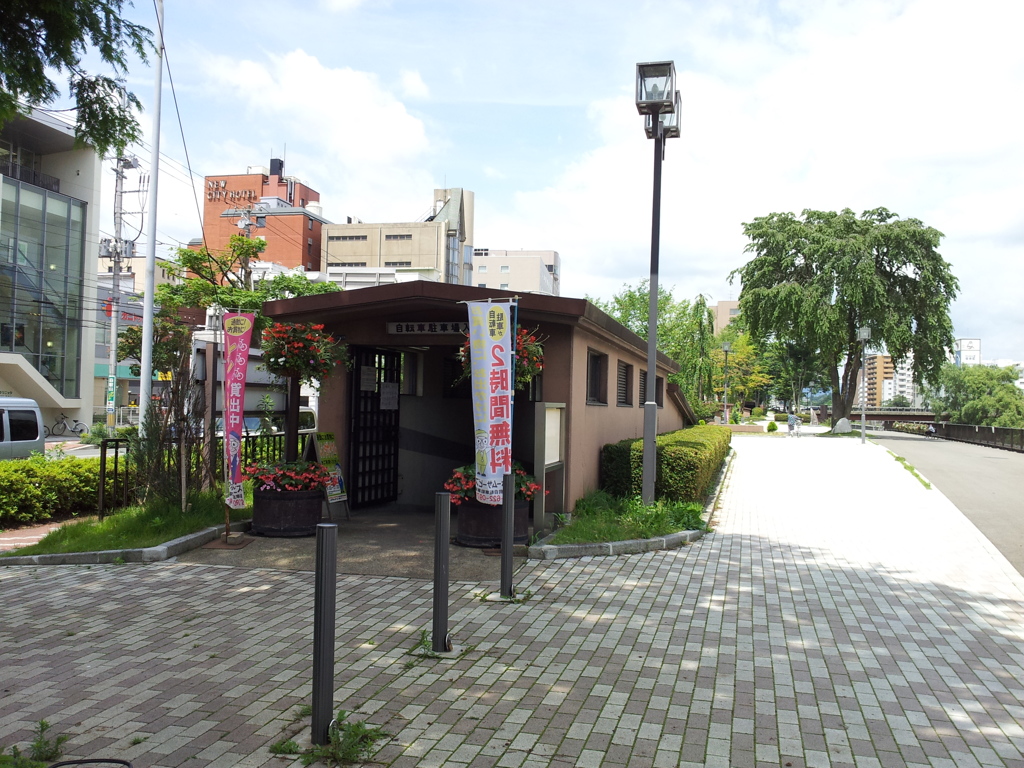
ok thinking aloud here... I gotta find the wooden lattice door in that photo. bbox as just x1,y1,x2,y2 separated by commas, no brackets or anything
348,347,401,508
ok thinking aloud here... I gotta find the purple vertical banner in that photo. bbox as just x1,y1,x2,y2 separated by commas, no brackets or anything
223,313,255,508
466,301,514,505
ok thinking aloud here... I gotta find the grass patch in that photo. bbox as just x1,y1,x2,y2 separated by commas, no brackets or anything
1,492,248,557
889,453,932,489
549,490,706,545
300,710,388,766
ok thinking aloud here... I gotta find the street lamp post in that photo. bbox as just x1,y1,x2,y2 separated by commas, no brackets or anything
636,61,680,505
722,342,731,425
857,326,871,444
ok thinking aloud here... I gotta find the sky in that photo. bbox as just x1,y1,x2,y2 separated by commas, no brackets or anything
70,0,1024,360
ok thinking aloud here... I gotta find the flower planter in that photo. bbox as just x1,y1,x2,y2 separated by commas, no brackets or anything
252,489,323,537
456,499,529,548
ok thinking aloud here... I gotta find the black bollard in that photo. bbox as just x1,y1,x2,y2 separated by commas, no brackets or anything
432,492,451,652
500,472,515,599
312,523,337,745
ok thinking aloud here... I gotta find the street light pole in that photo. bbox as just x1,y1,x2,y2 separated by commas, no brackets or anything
858,326,871,444
722,342,731,425
636,61,679,505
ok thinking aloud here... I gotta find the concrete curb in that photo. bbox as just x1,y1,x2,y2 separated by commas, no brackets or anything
0,521,251,567
527,446,735,561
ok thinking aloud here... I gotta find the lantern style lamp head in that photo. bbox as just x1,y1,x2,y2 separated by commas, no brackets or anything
722,342,731,353
636,61,677,116
645,89,682,139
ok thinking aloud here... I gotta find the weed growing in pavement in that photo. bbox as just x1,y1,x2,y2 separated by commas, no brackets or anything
889,452,932,489
0,745,45,767
269,739,300,755
300,710,388,767
130,736,148,746
294,705,313,720
28,720,68,763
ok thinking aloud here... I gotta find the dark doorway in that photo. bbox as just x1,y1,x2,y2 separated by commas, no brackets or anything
348,347,401,508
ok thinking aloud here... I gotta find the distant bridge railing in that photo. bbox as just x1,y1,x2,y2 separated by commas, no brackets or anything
932,422,1024,453
890,421,1024,453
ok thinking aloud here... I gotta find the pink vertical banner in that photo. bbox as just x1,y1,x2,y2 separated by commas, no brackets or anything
223,313,255,508
467,301,514,505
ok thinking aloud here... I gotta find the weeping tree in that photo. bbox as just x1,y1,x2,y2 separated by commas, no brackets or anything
731,208,959,424
590,282,719,417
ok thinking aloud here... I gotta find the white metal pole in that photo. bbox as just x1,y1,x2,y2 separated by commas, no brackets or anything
139,0,164,433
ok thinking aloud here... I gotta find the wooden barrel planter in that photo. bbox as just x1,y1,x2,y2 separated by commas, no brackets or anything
456,499,529,548
251,489,323,537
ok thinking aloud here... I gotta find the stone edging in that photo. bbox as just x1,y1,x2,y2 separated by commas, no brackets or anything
0,521,252,567
527,446,735,561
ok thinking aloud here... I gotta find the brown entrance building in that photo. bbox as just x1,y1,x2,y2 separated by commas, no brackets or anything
264,281,696,522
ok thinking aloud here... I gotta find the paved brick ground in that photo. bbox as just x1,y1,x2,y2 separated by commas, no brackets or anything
2,435,1024,767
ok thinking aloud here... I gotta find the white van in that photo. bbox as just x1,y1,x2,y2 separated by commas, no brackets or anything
0,397,46,460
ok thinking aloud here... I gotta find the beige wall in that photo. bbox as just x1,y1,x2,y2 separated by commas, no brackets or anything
324,221,445,273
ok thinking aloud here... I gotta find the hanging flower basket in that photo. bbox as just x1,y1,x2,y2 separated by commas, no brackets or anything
456,325,545,390
260,322,350,385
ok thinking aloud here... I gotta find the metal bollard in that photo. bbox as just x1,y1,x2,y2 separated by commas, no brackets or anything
311,523,337,745
433,492,451,652
500,473,515,599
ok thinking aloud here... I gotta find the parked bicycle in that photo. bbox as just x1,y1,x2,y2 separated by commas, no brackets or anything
44,413,89,437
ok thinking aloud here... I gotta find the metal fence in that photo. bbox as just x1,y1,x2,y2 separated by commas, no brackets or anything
933,422,1024,453
97,433,314,515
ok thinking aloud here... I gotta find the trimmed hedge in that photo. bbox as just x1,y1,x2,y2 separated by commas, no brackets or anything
600,425,732,503
0,456,108,528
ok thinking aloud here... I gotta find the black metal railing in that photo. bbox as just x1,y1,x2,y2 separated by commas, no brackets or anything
1,160,60,192
933,422,1024,453
99,438,134,517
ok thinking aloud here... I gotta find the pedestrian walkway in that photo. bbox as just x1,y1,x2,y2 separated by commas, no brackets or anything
2,434,1024,767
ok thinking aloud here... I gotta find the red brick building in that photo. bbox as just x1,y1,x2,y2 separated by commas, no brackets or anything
195,158,328,271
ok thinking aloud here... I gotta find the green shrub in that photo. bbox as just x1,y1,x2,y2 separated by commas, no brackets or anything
751,407,764,418
600,425,731,503
774,413,788,421
0,455,110,528
766,421,778,433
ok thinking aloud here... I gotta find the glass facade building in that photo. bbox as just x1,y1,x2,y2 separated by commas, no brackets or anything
0,176,86,398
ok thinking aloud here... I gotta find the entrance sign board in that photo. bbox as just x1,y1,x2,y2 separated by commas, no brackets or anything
466,301,514,505
223,313,255,508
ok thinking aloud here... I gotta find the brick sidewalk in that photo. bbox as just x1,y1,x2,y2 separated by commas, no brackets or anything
2,435,1023,767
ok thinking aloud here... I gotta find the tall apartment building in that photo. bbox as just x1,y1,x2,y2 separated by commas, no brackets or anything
321,188,474,288
862,354,895,407
953,338,981,367
194,158,328,271
712,300,740,335
471,249,560,295
0,109,101,422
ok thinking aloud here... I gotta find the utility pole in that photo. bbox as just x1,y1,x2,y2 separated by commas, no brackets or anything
101,154,139,428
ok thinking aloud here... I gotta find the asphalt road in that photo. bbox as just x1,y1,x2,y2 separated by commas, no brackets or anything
871,430,1024,575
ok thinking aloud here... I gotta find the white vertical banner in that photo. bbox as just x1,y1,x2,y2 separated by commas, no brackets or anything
467,301,515,505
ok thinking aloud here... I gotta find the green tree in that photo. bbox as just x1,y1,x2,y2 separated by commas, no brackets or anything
714,330,770,409
924,364,1024,428
155,235,339,326
882,394,912,408
591,282,719,412
731,208,958,424
0,0,152,156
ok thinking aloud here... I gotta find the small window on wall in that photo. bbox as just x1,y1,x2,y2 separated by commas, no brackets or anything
616,361,633,406
656,376,664,407
639,369,647,403
587,350,608,404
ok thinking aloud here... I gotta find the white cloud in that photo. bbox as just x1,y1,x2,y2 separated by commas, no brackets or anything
476,0,1024,357
399,70,430,100
318,0,370,11
196,49,434,222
